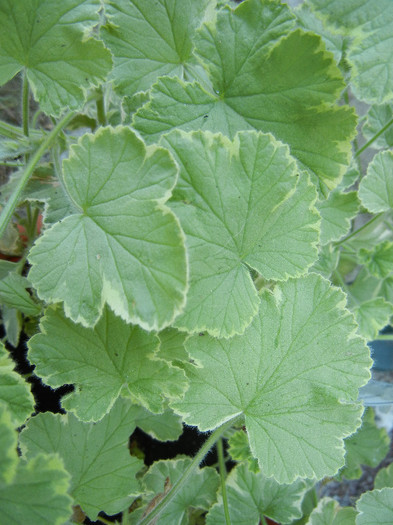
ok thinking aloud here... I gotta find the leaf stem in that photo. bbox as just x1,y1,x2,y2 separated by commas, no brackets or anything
355,117,393,157
96,86,107,127
217,437,231,525
22,70,30,137
0,111,75,239
334,213,383,246
136,418,239,525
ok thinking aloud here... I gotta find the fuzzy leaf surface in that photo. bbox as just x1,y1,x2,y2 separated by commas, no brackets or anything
307,497,356,525
28,127,187,330
0,404,18,485
375,464,393,489
28,306,187,422
0,0,112,116
163,130,319,337
352,298,393,341
356,488,393,524
0,273,41,316
19,399,143,521
358,241,393,279
363,104,393,150
318,191,359,245
228,429,259,474
131,405,183,442
358,151,393,213
172,274,371,483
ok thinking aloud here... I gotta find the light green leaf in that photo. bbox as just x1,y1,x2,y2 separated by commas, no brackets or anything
0,0,112,117
163,130,319,337
359,241,393,279
101,0,216,96
134,1,356,193
352,298,393,341
318,191,359,245
0,342,34,426
228,429,260,474
0,404,18,485
306,497,357,525
1,306,22,348
340,408,390,480
0,273,41,316
28,305,187,422
19,398,143,521
310,245,340,278
172,274,371,483
358,151,393,213
348,267,393,306
363,104,393,150
132,405,183,442
0,260,18,280
28,126,187,331
206,463,309,525
158,328,189,363
356,488,393,524
375,463,393,489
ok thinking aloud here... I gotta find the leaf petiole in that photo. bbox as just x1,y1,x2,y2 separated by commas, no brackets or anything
355,116,393,157
217,437,231,525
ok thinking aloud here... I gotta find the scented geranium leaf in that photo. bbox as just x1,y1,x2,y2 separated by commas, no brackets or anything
0,0,112,117
101,0,215,96
375,464,393,489
172,274,371,483
162,130,319,337
0,342,34,426
28,305,187,422
0,273,41,316
340,409,390,480
356,488,393,524
363,104,393,150
206,463,308,525
228,429,260,474
318,191,359,245
358,241,393,279
352,298,393,341
310,245,339,278
307,497,357,525
158,328,189,363
28,126,187,331
358,151,393,213
19,398,143,521
0,404,18,485
139,458,220,525
132,405,183,441
134,2,356,193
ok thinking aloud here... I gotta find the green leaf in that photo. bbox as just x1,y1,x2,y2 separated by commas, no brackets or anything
359,241,393,279
340,408,390,480
0,404,18,485
132,405,183,442
101,0,216,96
28,126,187,331
0,0,112,117
134,1,356,193
310,245,340,278
0,273,41,316
206,463,309,525
375,463,393,489
228,429,260,474
306,497,357,525
363,104,393,150
358,151,393,213
318,191,359,245
19,398,143,521
172,274,371,483
356,488,393,524
1,306,22,348
28,305,187,422
0,342,34,426
158,328,189,364
163,130,319,337
352,298,393,341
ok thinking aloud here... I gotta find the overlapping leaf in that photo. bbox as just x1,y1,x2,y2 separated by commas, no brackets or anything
307,497,356,525
134,0,356,193
375,464,393,489
19,398,143,521
171,274,371,483
318,191,359,245
28,305,187,422
0,0,112,116
359,241,393,279
358,151,393,213
28,126,187,330
363,104,393,150
0,404,18,485
162,130,319,337
0,273,41,316
356,488,393,524
352,298,393,341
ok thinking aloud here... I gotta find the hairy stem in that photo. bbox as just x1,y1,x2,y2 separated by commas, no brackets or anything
217,437,231,525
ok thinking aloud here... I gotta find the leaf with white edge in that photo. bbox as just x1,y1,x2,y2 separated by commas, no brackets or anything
307,497,357,525
158,328,189,363
28,126,187,331
356,488,393,524
363,104,393,150
0,273,41,316
375,463,393,489
207,463,309,525
0,342,34,426
134,1,356,193
132,405,183,442
310,245,339,278
0,0,112,117
19,398,143,521
0,404,18,485
318,191,359,245
358,151,393,213
139,458,220,525
340,409,390,480
352,298,393,341
28,305,187,422
359,241,393,279
162,130,319,337
228,429,260,474
171,274,371,483
101,0,216,96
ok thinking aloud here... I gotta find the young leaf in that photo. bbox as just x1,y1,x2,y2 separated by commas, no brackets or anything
352,298,393,341
163,130,319,337
19,398,143,521
171,274,371,483
206,463,309,525
0,273,41,316
306,497,356,525
358,151,393,213
0,0,112,116
318,191,359,245
28,305,188,422
101,0,216,95
356,488,393,524
358,241,393,279
28,126,188,331
228,429,260,474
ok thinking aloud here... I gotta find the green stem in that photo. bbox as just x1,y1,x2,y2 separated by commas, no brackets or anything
0,120,26,139
355,117,393,157
136,418,239,525
217,438,231,525
22,70,30,137
0,161,24,167
334,213,383,246
97,517,114,525
96,86,107,126
260,516,268,525
0,111,75,239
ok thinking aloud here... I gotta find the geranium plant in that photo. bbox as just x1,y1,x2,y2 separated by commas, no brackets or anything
1,0,393,523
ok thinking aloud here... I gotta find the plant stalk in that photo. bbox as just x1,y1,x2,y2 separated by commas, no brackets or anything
217,437,231,525
0,111,75,239
22,70,30,137
96,86,107,126
355,117,393,157
334,213,383,246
